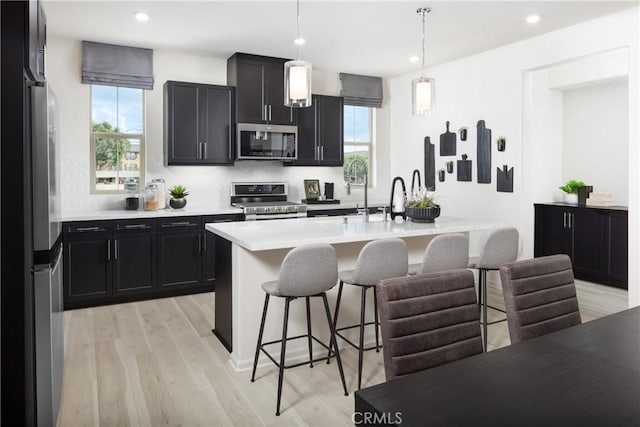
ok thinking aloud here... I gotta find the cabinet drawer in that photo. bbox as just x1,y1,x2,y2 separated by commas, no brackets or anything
158,216,202,230
65,221,112,235
114,218,156,233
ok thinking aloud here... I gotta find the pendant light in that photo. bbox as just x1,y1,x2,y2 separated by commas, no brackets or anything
284,0,312,107
412,7,435,116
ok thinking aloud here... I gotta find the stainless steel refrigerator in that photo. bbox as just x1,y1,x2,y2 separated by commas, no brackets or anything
30,82,63,426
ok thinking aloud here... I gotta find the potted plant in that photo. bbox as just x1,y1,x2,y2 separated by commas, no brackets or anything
405,188,440,223
168,184,189,209
559,179,585,205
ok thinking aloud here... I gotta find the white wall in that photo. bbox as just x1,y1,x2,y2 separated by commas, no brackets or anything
47,36,391,213
389,8,640,306
562,81,628,204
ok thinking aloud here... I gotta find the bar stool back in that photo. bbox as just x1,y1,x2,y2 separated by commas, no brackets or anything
408,233,469,275
468,227,519,351
331,238,408,390
251,243,348,416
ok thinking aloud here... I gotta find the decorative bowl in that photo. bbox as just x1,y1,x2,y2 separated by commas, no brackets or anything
405,206,441,223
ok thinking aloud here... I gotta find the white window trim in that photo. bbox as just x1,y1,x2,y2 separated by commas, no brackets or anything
90,87,146,194
344,106,375,188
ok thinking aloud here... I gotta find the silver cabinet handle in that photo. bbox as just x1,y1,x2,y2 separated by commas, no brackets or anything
162,221,195,228
115,240,119,260
321,146,324,160
268,105,272,121
75,226,105,232
263,105,268,120
203,142,207,160
122,224,149,230
107,240,111,261
563,212,567,228
569,213,573,229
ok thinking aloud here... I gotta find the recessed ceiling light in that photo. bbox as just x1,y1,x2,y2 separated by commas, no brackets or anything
409,56,420,63
134,12,149,22
294,37,306,46
526,15,541,24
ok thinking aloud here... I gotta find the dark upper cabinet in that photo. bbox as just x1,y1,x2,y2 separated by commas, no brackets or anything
164,81,235,165
290,95,344,166
227,53,295,125
27,0,46,81
534,203,627,289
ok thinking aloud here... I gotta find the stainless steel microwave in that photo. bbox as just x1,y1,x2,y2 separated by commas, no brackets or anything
236,123,298,160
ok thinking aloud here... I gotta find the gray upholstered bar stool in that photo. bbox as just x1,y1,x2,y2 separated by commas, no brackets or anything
407,233,469,275
250,243,348,416
467,227,519,351
330,238,408,390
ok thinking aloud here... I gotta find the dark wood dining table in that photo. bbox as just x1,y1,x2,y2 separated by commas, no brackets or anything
354,307,640,426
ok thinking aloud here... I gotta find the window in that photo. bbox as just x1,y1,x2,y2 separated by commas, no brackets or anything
91,85,145,193
343,105,374,185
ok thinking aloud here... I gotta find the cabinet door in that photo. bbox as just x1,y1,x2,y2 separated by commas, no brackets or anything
571,208,606,277
265,62,295,125
235,60,265,123
534,205,571,257
317,95,344,166
64,237,111,307
291,97,318,165
608,211,628,287
202,231,217,286
202,85,234,164
113,233,156,295
165,82,200,163
158,230,202,289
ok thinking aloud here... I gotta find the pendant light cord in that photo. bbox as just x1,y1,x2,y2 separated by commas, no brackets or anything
296,0,301,60
421,9,426,77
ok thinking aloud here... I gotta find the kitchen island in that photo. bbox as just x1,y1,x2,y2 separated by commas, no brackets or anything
206,215,500,371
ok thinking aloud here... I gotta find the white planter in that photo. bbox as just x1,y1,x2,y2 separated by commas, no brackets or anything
564,193,578,204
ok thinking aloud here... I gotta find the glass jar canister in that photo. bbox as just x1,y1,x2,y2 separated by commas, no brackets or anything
144,183,159,211
124,179,140,210
151,178,166,209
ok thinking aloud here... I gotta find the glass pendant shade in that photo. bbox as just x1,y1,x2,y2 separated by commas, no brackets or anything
412,76,435,116
284,60,312,107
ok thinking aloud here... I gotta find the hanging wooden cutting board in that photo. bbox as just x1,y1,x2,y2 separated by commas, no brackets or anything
477,120,492,183
439,121,457,156
424,136,436,190
457,154,472,182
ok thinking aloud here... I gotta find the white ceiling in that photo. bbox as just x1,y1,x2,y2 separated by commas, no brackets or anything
43,1,637,78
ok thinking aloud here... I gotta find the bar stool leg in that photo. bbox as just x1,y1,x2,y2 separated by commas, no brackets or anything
251,294,270,382
482,269,488,352
358,286,368,390
373,286,380,352
276,297,291,416
305,296,313,368
327,281,344,364
321,293,348,396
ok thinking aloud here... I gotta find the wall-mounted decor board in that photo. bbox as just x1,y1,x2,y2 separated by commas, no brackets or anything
457,154,472,182
424,136,436,190
497,165,514,192
477,120,492,183
440,121,457,156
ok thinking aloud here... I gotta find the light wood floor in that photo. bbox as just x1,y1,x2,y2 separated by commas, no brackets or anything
58,279,628,426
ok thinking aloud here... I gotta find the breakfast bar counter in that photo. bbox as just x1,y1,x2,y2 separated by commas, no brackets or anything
206,215,500,371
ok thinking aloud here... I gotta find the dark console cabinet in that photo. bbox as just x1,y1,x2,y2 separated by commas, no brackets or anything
227,53,296,125
291,94,344,166
164,81,235,165
534,203,628,289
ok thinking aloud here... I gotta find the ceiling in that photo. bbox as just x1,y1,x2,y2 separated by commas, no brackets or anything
43,1,637,78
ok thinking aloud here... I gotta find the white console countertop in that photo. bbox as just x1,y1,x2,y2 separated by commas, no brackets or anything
60,206,242,222
206,215,500,251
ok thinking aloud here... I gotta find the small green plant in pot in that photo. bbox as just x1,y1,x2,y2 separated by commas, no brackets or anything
405,188,440,223
559,179,585,205
169,184,189,209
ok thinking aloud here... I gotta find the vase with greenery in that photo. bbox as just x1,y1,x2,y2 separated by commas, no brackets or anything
168,184,189,209
559,179,585,205
405,188,440,223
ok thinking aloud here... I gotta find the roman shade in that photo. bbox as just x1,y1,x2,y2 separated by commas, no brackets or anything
339,73,383,108
82,41,154,90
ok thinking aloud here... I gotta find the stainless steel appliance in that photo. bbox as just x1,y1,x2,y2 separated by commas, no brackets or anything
231,182,307,220
236,123,298,160
31,82,64,426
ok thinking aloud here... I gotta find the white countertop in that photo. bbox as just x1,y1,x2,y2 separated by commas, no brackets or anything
206,215,500,251
60,206,242,222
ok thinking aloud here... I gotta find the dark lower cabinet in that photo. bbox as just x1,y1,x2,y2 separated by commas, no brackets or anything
63,214,242,309
113,219,157,296
534,203,627,289
63,221,113,308
156,217,203,290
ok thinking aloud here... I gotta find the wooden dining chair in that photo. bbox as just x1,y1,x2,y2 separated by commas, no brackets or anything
500,254,582,344
375,270,483,381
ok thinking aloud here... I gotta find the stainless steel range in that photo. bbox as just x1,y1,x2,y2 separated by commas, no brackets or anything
231,182,307,220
